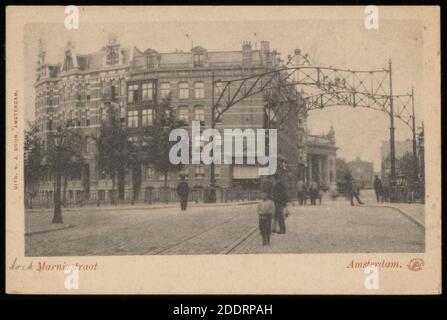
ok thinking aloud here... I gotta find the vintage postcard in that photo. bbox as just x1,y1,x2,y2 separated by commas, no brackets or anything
6,6,441,295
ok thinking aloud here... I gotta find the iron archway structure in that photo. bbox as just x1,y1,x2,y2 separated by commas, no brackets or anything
207,57,417,201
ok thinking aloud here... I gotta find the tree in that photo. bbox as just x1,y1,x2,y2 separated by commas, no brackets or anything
42,126,84,223
399,152,417,182
96,103,132,204
335,158,350,182
44,127,85,198
141,97,184,203
24,122,42,208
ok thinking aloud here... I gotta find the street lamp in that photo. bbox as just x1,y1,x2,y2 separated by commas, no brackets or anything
52,126,65,224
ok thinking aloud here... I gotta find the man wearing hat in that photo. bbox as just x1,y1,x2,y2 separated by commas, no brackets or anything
177,175,190,211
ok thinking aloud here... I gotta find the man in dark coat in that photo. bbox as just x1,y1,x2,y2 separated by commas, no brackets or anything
373,175,383,202
346,173,363,206
272,174,288,234
177,175,190,211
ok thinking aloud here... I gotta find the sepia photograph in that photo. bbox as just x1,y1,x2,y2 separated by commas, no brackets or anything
6,5,441,294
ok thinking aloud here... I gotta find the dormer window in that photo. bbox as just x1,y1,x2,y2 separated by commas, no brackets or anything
106,45,119,65
192,46,207,67
194,53,204,67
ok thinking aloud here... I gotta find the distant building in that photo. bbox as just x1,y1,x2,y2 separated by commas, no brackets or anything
347,157,374,188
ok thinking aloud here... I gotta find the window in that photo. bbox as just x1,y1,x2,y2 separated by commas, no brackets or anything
142,83,153,101
195,165,205,177
194,82,205,99
193,53,205,67
160,83,171,99
119,104,126,123
147,55,157,69
120,80,126,97
178,106,189,123
87,95,90,101
127,110,138,128
111,85,116,100
194,106,205,123
128,84,138,103
145,166,155,179
142,109,153,126
179,82,189,99
85,109,90,126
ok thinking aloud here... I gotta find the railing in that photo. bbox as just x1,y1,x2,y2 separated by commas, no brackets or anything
25,187,263,209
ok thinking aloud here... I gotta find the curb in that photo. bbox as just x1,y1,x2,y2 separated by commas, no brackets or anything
25,224,75,236
363,205,424,228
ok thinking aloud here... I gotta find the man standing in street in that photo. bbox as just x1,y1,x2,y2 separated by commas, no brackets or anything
373,175,383,202
272,174,288,234
309,180,319,205
296,179,305,205
347,173,364,206
177,175,190,211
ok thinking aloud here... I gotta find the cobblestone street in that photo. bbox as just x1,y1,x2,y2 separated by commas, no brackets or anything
25,190,425,256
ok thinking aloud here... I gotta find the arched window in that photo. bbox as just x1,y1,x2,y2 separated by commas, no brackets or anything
178,106,189,123
179,82,189,99
160,83,171,99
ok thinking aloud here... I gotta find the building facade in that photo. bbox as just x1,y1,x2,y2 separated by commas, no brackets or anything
304,127,337,188
31,36,335,203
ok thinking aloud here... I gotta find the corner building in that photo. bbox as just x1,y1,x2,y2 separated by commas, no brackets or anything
33,36,333,203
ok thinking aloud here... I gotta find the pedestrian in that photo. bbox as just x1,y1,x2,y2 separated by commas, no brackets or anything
373,175,383,202
296,179,305,205
347,174,363,206
309,180,319,205
257,190,274,246
176,175,189,211
272,174,288,234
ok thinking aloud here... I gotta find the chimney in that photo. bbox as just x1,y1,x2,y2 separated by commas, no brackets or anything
260,41,271,65
242,41,252,66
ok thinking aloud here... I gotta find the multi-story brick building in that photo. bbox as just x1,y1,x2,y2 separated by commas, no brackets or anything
31,36,334,204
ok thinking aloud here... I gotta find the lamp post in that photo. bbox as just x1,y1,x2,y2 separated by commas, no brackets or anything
52,126,65,224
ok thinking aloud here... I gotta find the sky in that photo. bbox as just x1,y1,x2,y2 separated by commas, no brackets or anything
24,15,424,172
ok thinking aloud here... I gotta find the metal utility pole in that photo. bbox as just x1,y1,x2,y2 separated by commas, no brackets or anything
209,72,216,202
388,59,397,185
411,87,418,180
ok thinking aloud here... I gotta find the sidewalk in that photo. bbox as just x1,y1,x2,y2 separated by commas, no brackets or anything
25,201,259,236
25,200,258,214
365,202,425,227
